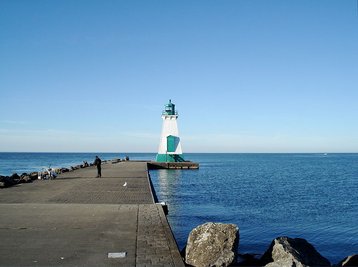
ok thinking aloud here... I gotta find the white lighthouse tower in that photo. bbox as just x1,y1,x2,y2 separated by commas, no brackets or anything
156,100,185,162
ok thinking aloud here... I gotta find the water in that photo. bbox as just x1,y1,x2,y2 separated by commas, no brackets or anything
149,153,358,264
1,153,357,263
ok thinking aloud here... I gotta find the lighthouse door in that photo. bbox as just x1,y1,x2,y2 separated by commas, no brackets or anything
166,135,177,153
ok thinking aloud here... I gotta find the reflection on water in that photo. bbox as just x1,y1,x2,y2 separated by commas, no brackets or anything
155,169,183,215
157,169,182,191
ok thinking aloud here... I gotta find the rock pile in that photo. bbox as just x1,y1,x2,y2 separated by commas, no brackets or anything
184,222,356,267
0,158,120,188
0,172,38,188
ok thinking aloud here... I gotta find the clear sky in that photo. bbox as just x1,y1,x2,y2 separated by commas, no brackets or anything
1,0,357,153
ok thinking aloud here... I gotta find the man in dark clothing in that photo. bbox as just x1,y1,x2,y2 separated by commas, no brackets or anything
94,156,102,178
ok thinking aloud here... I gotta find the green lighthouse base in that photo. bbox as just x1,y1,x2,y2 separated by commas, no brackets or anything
156,153,185,163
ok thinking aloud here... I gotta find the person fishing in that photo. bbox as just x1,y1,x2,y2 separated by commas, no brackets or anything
94,156,102,178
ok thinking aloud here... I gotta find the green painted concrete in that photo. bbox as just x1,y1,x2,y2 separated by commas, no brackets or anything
156,153,185,162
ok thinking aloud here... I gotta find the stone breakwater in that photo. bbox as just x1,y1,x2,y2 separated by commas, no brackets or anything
0,172,39,187
183,222,358,267
0,158,122,188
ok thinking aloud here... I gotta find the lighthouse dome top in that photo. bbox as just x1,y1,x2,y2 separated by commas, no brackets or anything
162,99,178,116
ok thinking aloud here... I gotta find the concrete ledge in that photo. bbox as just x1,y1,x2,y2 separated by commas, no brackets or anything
148,161,199,170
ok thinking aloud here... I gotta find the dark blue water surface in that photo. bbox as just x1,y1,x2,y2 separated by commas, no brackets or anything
150,153,358,264
0,153,357,263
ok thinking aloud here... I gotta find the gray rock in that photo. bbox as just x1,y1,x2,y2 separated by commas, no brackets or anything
111,159,121,164
185,222,239,267
337,254,358,267
19,175,32,183
10,173,20,182
29,172,38,180
0,175,6,188
261,236,330,267
0,175,17,187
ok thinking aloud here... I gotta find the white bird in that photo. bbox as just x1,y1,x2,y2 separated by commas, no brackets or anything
123,182,127,187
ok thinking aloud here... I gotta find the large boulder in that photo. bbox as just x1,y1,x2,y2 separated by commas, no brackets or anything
10,173,20,183
261,236,330,267
0,175,6,188
185,222,239,267
337,254,358,267
0,175,17,188
60,168,69,173
29,172,39,180
19,173,32,183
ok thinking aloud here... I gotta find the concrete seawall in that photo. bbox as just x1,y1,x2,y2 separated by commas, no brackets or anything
0,161,184,267
148,161,199,169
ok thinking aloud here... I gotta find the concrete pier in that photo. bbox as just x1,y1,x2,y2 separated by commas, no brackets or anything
0,162,184,267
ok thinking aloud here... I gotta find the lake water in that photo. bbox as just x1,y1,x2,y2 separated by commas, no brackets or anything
150,153,358,264
1,152,357,263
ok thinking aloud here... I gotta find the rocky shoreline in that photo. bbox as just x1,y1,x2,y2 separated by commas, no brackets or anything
0,158,122,188
182,222,357,267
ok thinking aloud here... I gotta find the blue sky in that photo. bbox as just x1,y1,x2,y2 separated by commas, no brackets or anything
1,0,357,152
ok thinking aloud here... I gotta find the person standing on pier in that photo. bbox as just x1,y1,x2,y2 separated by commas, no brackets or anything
94,156,102,178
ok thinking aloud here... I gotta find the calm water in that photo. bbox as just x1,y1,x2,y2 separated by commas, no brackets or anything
150,153,358,264
1,153,357,263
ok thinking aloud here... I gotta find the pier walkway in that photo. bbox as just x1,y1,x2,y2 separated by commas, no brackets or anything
0,162,184,267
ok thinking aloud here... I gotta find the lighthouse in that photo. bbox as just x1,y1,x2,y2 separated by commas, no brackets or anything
156,100,185,162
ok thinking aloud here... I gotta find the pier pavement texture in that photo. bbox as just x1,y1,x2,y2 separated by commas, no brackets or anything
0,162,184,267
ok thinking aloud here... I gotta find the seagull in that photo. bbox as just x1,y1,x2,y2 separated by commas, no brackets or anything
123,182,127,187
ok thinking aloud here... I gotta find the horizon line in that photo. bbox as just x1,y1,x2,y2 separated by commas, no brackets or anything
0,151,357,154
